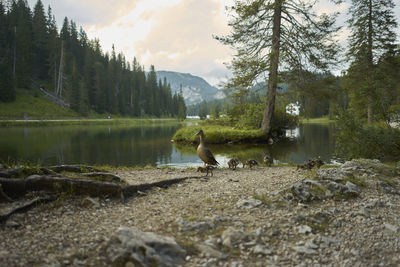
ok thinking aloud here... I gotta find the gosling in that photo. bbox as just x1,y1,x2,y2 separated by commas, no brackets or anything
228,158,240,170
243,159,259,168
197,165,216,176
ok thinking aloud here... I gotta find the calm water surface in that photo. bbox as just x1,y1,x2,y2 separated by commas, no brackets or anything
0,123,337,167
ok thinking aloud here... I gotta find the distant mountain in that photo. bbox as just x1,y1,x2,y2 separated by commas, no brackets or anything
156,71,225,105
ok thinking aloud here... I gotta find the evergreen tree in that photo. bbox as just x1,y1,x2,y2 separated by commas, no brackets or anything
0,1,183,117
0,53,16,102
217,0,340,137
32,0,48,80
46,5,59,92
146,65,158,115
345,0,398,124
10,0,33,88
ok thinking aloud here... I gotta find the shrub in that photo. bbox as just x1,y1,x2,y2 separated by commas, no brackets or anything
335,111,400,161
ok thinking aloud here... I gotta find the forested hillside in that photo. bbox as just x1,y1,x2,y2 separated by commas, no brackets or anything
0,0,186,119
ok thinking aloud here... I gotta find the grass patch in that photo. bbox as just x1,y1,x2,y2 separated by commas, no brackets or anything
375,176,399,187
300,116,335,124
308,184,329,196
172,125,267,144
341,175,367,187
0,88,79,120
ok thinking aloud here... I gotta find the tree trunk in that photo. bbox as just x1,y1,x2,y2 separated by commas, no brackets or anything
367,0,373,125
261,0,282,137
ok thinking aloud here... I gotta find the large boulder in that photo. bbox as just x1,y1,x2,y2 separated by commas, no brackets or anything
105,227,186,267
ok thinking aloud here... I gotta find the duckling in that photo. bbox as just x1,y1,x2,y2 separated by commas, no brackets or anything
195,129,219,167
263,155,273,166
228,158,240,170
243,159,258,168
197,165,215,176
314,158,324,168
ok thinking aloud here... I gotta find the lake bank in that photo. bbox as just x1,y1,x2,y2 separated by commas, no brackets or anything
1,159,399,266
0,118,182,127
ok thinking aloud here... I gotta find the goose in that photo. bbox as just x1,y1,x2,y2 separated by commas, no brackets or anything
195,129,219,167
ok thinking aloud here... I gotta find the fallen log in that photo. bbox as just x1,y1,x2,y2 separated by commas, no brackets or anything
0,175,122,199
0,195,57,223
0,175,198,200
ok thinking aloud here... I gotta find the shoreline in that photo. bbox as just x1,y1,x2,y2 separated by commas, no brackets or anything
1,160,399,266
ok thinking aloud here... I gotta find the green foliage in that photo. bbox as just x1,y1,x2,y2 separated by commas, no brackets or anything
345,0,398,123
335,111,400,161
172,125,267,144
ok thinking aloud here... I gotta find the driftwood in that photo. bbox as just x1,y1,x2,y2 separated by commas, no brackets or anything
0,164,200,222
0,195,57,223
0,175,196,201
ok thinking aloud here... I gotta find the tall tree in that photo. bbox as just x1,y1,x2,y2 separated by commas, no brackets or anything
345,0,398,124
9,0,33,89
32,0,48,80
218,0,340,137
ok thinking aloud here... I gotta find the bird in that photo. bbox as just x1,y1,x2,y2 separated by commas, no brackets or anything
195,129,219,167
243,159,258,168
197,165,216,176
228,158,240,170
263,155,273,166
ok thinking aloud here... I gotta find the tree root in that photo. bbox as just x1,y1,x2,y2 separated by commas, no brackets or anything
0,195,57,223
0,175,197,201
0,184,13,202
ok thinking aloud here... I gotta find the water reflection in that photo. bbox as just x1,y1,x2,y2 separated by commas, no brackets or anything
173,123,336,167
0,122,336,167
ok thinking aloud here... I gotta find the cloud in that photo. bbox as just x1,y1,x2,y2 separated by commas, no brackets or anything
27,0,139,26
133,0,234,85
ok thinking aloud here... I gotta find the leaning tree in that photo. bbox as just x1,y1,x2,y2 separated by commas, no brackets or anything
217,0,341,137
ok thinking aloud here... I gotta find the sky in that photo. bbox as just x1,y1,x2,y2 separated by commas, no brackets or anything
26,0,400,87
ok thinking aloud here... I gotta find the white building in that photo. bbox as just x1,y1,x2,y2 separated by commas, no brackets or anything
286,102,300,115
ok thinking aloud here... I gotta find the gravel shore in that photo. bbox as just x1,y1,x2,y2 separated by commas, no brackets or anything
1,161,400,266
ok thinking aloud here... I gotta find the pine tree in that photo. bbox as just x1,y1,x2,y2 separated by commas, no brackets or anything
46,6,60,93
217,0,340,137
32,0,48,80
9,0,33,89
345,0,398,124
0,53,16,102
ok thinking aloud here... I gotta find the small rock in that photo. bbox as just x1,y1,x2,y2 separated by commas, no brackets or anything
221,227,246,248
320,236,340,246
235,197,262,209
384,223,399,233
81,197,101,209
5,220,21,228
251,245,273,255
292,246,318,255
176,218,215,232
344,181,360,196
105,226,186,267
0,250,10,259
351,249,361,257
305,240,319,250
195,244,227,259
297,225,312,234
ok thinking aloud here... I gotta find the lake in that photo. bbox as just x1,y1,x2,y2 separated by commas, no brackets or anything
0,122,337,167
